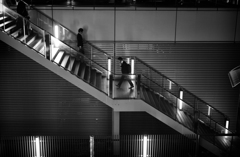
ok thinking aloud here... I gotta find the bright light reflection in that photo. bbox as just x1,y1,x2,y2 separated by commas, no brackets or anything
131,58,134,75
143,135,147,157
90,136,94,157
179,90,183,110
36,137,40,157
54,25,59,39
225,120,229,134
169,80,172,90
208,106,211,116
108,58,111,79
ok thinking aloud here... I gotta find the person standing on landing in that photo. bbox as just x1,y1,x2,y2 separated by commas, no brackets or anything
77,28,85,55
116,57,134,90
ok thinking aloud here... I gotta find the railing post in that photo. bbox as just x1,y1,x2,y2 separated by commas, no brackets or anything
23,18,26,43
137,74,141,98
109,74,113,97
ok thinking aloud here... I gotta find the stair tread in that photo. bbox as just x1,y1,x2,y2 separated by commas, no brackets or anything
54,51,64,64
61,54,70,68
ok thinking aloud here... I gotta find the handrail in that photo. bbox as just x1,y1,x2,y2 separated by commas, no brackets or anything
19,0,112,59
1,3,110,78
135,56,228,119
140,74,231,134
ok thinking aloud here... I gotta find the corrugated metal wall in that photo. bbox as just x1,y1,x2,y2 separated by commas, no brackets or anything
93,41,240,131
0,135,197,157
0,41,112,137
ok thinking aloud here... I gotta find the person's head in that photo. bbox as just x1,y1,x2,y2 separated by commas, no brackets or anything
118,57,123,61
78,28,83,34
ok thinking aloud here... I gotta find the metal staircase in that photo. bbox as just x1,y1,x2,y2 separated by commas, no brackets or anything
1,2,239,157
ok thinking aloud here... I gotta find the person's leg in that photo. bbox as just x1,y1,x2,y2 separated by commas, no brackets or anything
127,77,134,89
116,75,125,88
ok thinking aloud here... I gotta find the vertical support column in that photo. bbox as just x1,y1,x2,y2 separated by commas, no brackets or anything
112,111,120,156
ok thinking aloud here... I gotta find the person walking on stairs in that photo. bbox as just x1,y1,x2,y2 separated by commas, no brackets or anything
77,28,85,55
116,57,134,90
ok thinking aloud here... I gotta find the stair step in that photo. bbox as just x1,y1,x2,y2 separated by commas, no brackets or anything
19,35,28,42
54,51,64,64
72,60,81,76
90,68,97,86
0,16,8,21
60,54,70,68
26,36,36,45
4,24,16,33
0,20,12,27
78,61,86,79
67,57,75,72
84,65,90,82
32,39,43,50
96,72,102,90
101,75,107,93
11,28,21,38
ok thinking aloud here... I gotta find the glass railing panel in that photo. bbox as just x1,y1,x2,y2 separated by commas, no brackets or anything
216,122,227,134
211,107,226,127
2,4,46,57
177,100,195,131
135,57,164,87
181,88,196,108
161,89,178,108
199,111,211,128
89,43,110,72
27,5,112,73
163,78,180,97
140,75,178,121
112,74,137,99
29,8,53,35
50,35,110,95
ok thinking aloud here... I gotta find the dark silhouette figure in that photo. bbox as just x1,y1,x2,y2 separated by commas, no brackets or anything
116,57,134,90
77,28,84,55
16,0,29,35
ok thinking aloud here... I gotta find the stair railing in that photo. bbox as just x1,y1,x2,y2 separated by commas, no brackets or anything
0,3,113,95
1,1,233,150
14,0,113,73
134,56,231,133
6,0,231,132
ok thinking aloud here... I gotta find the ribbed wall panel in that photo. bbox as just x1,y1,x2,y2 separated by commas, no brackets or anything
120,112,179,135
0,41,112,136
94,42,240,131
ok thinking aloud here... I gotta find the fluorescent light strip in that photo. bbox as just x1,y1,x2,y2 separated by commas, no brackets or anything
36,137,40,157
131,58,134,75
169,80,172,90
225,120,229,134
108,58,111,79
208,106,211,116
54,25,58,39
143,135,147,157
179,90,183,110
